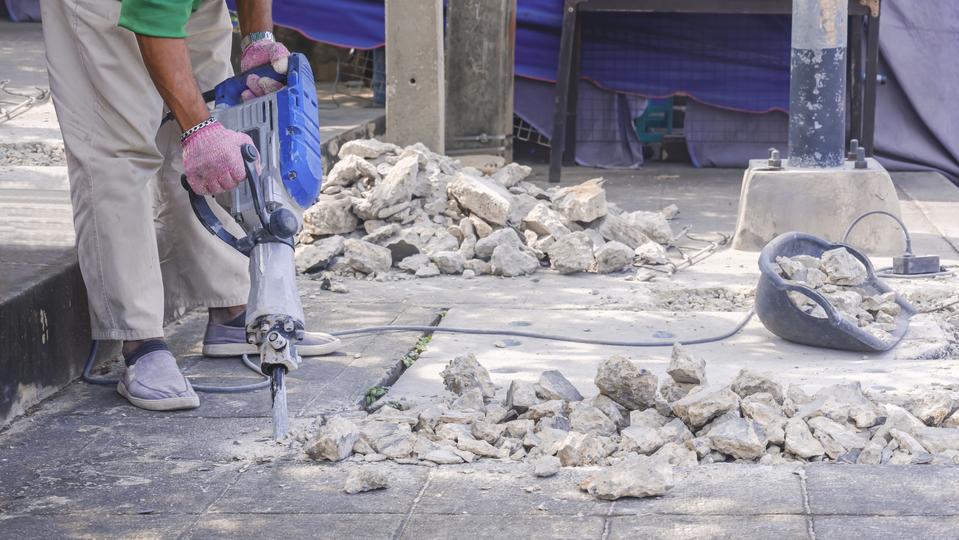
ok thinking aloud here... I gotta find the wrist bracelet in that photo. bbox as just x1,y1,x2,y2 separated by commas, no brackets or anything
181,117,216,143
241,31,275,52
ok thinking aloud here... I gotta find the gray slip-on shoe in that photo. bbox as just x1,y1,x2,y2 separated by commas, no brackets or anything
117,349,199,411
202,322,341,358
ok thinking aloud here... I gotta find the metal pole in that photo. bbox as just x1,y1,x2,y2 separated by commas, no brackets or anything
787,0,848,168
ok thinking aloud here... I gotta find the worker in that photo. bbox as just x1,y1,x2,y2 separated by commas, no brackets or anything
39,0,339,411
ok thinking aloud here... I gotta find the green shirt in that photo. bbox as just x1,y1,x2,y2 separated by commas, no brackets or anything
118,0,203,38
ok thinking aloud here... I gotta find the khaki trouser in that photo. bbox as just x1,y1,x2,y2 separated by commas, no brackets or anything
40,0,249,340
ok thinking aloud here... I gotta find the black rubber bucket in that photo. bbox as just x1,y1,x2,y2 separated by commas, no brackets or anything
755,232,917,352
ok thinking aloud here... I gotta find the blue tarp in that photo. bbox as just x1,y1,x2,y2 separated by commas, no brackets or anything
249,0,791,113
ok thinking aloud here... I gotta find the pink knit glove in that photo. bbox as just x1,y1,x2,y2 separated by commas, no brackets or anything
240,40,290,102
182,121,259,195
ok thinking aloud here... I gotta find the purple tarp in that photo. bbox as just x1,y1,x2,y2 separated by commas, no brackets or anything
8,0,958,181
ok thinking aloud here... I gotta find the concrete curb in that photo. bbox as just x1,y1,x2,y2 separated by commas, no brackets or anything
0,256,90,427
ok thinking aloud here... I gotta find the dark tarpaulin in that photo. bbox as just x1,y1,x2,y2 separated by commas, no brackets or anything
872,1,959,183
9,0,957,181
684,2,959,184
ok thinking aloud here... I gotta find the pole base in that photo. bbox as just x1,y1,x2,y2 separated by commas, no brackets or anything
731,158,905,255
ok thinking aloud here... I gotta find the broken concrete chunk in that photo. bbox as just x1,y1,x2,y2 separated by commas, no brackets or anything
821,247,868,286
306,417,360,461
857,439,884,464
620,425,666,455
594,355,659,411
457,437,505,459
667,343,707,385
659,378,697,404
629,408,670,429
397,253,432,274
784,418,825,459
342,239,392,275
343,468,390,494
523,202,571,239
625,210,673,244
324,154,380,190
463,258,492,275
452,388,486,411
557,432,607,466
776,256,807,280
634,241,669,265
661,204,679,220
491,244,540,277
531,455,561,478
447,172,514,226
671,386,740,428
536,370,584,402
492,162,532,188
907,391,956,426
547,231,595,274
912,427,959,454
504,419,534,439
302,195,358,236
730,369,784,404
808,416,869,458
506,380,541,413
707,417,767,460
568,403,617,436
741,397,786,445
474,228,524,260
596,212,650,249
440,353,496,398
592,395,629,429
431,250,466,274
580,454,674,500
551,178,608,223
800,382,881,429
471,420,506,445
338,138,400,159
295,235,345,274
423,448,467,465
594,241,635,273
367,155,418,214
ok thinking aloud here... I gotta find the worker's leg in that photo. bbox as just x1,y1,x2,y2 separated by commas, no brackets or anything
154,0,250,323
41,0,198,409
41,0,166,341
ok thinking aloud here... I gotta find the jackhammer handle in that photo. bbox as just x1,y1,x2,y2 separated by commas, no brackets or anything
180,175,253,256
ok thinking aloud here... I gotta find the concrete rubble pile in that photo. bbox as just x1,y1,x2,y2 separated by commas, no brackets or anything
777,248,901,341
304,346,959,500
294,139,678,279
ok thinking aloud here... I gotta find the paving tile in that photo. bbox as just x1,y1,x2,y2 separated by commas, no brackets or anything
607,515,809,540
415,462,606,516
64,416,295,464
1,459,241,516
399,514,605,540
812,516,959,539
612,464,805,516
0,514,190,539
210,462,429,515
805,464,959,517
185,513,403,540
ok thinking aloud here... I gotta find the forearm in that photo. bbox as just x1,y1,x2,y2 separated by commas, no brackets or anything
235,0,273,36
136,35,209,131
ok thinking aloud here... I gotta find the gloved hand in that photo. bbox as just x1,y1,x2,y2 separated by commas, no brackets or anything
182,120,259,195
240,40,290,102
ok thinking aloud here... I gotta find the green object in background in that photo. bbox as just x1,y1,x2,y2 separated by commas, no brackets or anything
633,97,675,143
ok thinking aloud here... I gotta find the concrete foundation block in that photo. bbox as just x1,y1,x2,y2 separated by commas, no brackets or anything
732,158,905,255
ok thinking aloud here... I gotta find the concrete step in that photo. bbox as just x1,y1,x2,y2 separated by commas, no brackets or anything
0,164,89,427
